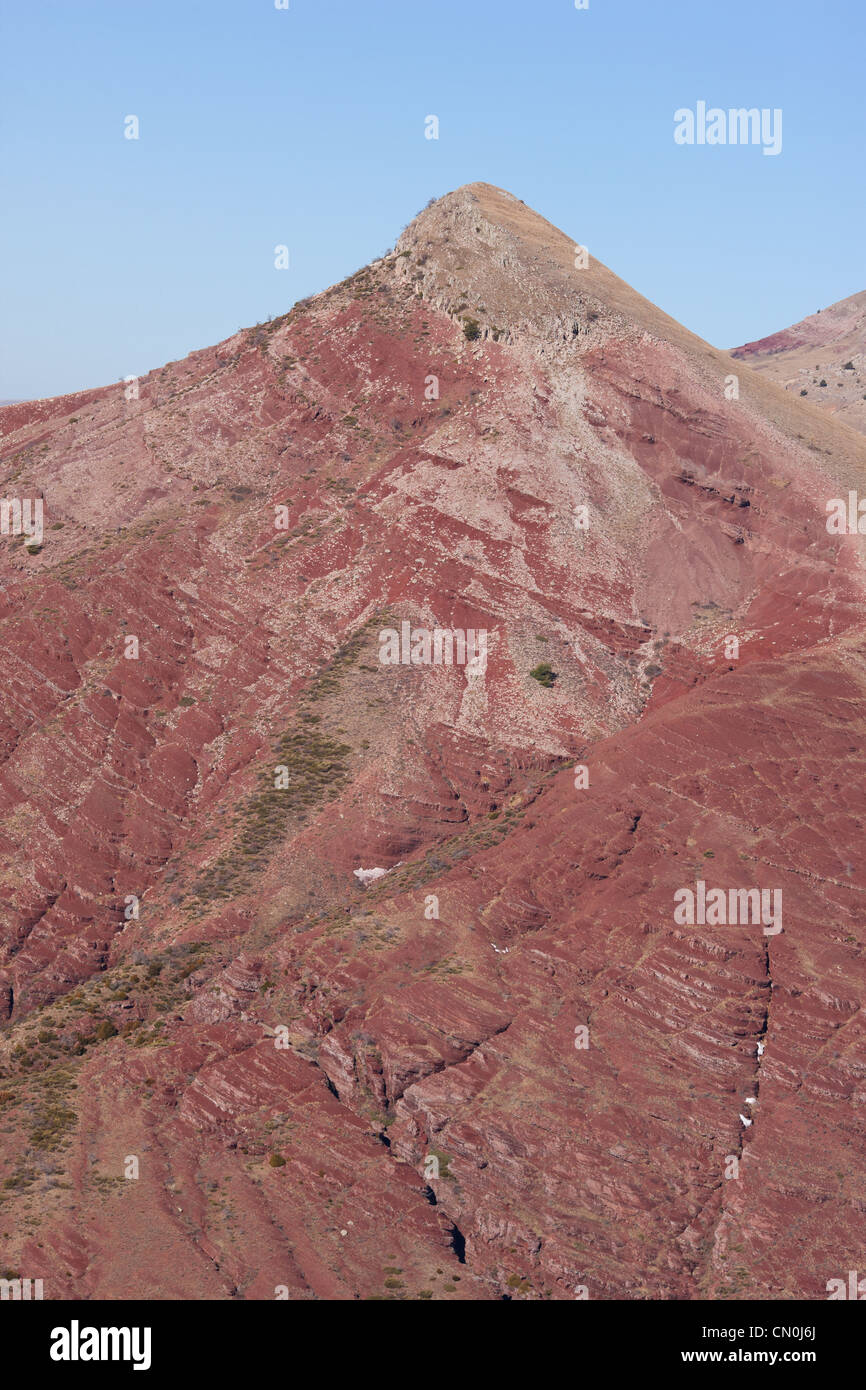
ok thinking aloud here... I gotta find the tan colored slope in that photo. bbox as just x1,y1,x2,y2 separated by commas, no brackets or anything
399,183,866,481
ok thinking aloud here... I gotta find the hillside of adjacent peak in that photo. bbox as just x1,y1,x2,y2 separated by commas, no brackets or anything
732,289,866,435
0,183,864,1301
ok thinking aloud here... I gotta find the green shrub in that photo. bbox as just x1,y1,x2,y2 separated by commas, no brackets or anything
529,663,556,688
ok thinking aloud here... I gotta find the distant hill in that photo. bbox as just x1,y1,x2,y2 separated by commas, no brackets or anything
732,289,866,433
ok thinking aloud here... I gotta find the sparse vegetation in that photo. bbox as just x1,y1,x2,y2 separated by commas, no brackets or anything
28,1073,77,1152
188,618,392,906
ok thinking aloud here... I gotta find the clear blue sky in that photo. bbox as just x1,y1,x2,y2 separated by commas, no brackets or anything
2,0,862,400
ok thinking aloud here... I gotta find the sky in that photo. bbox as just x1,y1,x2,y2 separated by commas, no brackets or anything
1,0,863,401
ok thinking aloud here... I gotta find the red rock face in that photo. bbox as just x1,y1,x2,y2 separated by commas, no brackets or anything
0,183,864,1301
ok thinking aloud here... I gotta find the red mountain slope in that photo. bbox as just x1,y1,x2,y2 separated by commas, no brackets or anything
0,184,864,1300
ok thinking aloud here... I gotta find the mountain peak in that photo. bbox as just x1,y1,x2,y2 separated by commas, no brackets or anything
395,183,728,367
396,181,640,346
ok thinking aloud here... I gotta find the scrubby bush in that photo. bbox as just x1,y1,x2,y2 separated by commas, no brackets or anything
529,663,556,688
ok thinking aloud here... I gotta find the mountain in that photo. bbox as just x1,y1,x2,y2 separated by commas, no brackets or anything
732,289,866,434
1,184,864,1301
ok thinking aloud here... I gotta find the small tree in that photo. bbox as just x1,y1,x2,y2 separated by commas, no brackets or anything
529,663,556,688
